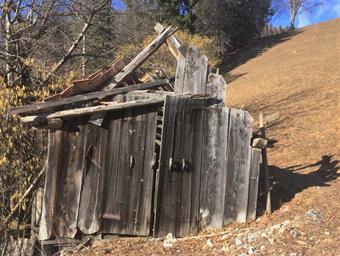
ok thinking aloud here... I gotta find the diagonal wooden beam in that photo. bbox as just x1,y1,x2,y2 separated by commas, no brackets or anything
154,23,185,60
104,26,176,90
10,79,169,116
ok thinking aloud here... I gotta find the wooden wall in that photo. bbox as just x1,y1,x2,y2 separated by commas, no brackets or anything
39,106,160,241
38,45,262,241
153,95,261,237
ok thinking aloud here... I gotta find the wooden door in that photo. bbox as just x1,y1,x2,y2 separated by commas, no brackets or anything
101,106,158,236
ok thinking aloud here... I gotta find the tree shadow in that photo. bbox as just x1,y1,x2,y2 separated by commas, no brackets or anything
219,30,301,73
225,72,248,83
258,155,339,213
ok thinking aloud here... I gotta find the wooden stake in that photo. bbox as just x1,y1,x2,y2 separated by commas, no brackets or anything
259,112,272,215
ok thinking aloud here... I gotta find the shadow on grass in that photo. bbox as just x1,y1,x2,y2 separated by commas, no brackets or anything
258,155,339,213
219,30,301,74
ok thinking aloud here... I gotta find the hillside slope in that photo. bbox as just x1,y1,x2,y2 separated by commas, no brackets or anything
74,19,340,256
227,18,340,167
224,18,340,255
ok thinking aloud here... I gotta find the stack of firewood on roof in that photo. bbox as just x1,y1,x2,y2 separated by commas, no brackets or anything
10,24,181,127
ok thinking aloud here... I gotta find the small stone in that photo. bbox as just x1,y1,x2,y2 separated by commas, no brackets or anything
206,239,214,248
165,233,175,240
163,233,177,248
163,240,174,248
296,240,307,246
271,223,281,230
235,238,243,247
221,233,230,240
290,253,297,256
290,229,298,239
260,245,266,253
305,209,323,224
324,229,330,235
221,245,229,252
103,248,111,254
247,233,256,242
248,246,255,255
260,232,268,238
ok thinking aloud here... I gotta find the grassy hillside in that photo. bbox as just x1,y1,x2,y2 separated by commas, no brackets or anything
223,18,340,255
227,18,340,167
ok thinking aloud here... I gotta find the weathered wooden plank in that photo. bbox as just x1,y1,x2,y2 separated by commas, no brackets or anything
77,123,108,234
20,115,63,129
39,130,63,240
154,95,204,237
206,73,227,101
102,106,158,235
200,107,229,229
174,52,187,94
224,109,253,224
53,122,87,238
153,95,182,237
134,111,158,235
47,98,164,120
153,96,178,237
10,79,169,116
154,23,185,60
174,46,209,94
105,26,176,89
101,116,122,224
175,97,193,236
247,148,262,221
190,102,205,234
185,46,209,94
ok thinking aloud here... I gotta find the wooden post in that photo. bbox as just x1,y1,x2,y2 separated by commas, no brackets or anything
259,112,272,215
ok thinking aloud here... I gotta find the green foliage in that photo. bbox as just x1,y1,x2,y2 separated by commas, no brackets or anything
124,0,273,56
194,0,273,55
0,84,47,223
0,73,72,228
155,0,198,31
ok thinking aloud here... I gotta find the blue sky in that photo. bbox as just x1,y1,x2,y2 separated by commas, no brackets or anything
271,0,340,28
112,0,340,29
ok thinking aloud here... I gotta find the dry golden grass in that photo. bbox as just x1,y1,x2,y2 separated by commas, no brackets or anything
225,18,340,255
226,18,340,167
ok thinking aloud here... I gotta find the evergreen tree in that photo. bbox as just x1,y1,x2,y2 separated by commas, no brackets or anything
132,0,273,56
193,0,272,55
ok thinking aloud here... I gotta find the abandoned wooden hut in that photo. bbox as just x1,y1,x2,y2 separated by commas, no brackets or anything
10,24,264,247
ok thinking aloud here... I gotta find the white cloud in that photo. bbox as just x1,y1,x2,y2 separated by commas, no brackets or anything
315,1,330,18
332,3,340,16
296,13,311,28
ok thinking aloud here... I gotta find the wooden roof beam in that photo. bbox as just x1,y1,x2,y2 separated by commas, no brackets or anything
20,98,164,128
10,79,169,116
48,98,164,119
